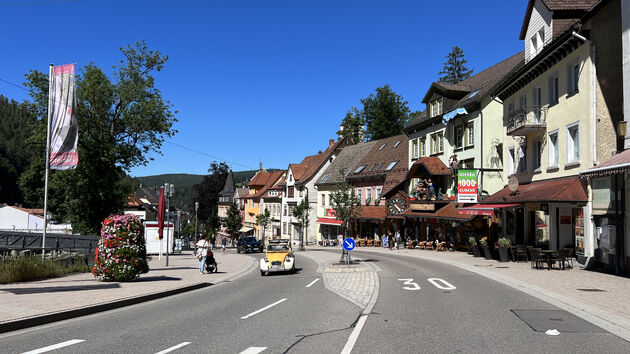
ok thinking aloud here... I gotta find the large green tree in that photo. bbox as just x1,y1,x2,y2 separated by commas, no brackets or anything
336,107,364,143
19,41,177,235
224,200,243,242
360,85,410,141
439,46,473,84
193,161,229,223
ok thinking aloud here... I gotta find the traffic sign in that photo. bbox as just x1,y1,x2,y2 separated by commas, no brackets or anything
343,238,355,251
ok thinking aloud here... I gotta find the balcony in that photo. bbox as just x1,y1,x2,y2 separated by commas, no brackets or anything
505,106,548,136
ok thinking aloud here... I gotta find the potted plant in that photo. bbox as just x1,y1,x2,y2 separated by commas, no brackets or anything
480,239,492,260
498,237,511,262
469,236,480,257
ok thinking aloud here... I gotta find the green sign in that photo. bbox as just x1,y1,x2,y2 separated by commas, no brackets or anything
457,169,477,203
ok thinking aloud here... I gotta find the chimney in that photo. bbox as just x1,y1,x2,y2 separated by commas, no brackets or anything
329,139,334,148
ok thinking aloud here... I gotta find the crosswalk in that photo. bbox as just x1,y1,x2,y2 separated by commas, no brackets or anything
21,340,266,354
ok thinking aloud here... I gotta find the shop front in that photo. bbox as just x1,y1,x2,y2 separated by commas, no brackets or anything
403,203,477,250
316,217,343,245
350,206,387,246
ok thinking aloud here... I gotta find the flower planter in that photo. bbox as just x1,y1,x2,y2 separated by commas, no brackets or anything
483,245,493,260
472,244,481,257
499,247,510,262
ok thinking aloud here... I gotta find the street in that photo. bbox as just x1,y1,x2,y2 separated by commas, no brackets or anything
1,250,629,353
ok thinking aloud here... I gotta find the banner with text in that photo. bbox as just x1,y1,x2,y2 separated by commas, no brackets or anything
457,169,478,203
50,63,78,170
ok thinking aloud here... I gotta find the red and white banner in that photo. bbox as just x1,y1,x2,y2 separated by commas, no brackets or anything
49,63,78,170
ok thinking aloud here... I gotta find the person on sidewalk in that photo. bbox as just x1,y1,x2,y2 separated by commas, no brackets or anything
395,230,401,250
195,237,210,274
221,236,227,253
210,234,216,250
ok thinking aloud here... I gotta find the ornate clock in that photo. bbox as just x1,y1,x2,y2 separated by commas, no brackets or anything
387,197,407,215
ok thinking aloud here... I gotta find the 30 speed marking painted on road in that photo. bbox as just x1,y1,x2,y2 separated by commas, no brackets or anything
427,278,456,290
398,278,421,290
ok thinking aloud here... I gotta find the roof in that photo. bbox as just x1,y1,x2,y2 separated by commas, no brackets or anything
402,203,474,221
136,184,159,204
247,171,285,198
316,141,378,186
520,0,600,40
349,134,409,196
219,170,236,197
483,177,587,203
248,169,271,186
297,138,348,184
235,188,249,198
355,206,387,220
6,206,45,216
405,111,427,131
256,171,285,198
407,157,451,178
421,81,471,104
581,149,630,177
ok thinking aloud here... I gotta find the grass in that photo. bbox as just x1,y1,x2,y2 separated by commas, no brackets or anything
0,256,90,284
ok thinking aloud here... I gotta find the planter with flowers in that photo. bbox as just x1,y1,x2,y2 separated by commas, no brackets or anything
498,237,511,262
480,239,493,260
469,236,480,257
92,214,149,282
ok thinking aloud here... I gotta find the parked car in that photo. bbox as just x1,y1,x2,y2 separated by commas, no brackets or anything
260,239,295,276
237,236,263,253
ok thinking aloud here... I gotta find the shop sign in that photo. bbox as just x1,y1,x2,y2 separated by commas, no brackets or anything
457,169,478,203
410,203,435,211
325,208,337,217
526,203,540,211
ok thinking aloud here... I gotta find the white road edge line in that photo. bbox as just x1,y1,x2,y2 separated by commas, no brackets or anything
341,315,368,354
241,298,287,319
155,342,191,354
22,339,85,354
306,278,320,288
239,347,267,354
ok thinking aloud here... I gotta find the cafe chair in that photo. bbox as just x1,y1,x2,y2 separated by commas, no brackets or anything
528,248,543,269
515,245,528,262
557,248,573,270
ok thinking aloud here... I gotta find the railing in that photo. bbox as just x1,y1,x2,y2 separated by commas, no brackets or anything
0,231,99,265
505,105,548,136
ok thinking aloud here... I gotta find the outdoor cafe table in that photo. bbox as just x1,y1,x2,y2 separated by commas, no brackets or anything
540,250,559,270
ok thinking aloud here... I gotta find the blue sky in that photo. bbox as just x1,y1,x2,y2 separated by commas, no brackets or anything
0,0,526,176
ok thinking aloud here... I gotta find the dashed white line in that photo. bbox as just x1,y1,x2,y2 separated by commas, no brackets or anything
22,339,85,354
155,342,191,354
341,315,368,354
241,298,287,319
239,347,267,354
306,278,320,288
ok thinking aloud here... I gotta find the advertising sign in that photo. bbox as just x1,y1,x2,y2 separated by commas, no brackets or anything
457,169,478,203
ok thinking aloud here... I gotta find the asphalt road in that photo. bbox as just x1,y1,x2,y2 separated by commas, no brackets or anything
351,250,630,354
0,251,362,354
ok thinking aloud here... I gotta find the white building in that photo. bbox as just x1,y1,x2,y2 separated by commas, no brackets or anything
0,205,72,233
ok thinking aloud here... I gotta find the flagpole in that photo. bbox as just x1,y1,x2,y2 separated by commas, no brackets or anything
42,63,53,261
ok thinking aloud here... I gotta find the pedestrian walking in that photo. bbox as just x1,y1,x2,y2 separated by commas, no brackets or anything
221,236,227,253
210,235,216,250
395,230,401,250
195,237,210,274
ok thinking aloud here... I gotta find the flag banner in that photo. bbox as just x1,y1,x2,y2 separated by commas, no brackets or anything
49,63,78,170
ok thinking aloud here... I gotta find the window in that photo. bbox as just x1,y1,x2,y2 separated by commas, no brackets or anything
366,188,372,202
321,194,325,206
533,139,542,171
518,144,527,173
466,123,474,147
460,158,474,169
533,86,542,122
393,140,401,148
376,187,382,200
567,123,580,163
508,102,515,116
420,138,426,157
354,165,366,173
568,61,580,95
288,186,294,198
412,139,419,159
379,143,386,151
430,98,443,117
538,28,545,45
438,99,443,115
454,125,464,149
549,73,559,104
508,147,515,175
283,222,287,234
369,163,378,172
519,94,527,109
385,161,398,171
438,132,444,153
288,223,292,236
356,188,362,202
431,134,438,154
321,174,330,183
548,131,559,167
299,188,303,197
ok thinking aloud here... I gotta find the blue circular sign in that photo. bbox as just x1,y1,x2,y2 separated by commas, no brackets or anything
343,238,355,251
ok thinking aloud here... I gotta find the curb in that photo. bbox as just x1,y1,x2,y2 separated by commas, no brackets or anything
0,255,257,334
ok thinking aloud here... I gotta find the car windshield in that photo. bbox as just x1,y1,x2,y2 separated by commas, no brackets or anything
267,244,289,251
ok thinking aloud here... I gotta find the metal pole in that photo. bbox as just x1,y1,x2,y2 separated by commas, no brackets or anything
195,201,199,241
165,183,170,266
42,63,53,261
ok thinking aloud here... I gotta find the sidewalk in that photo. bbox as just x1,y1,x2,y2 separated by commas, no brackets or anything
0,250,254,333
306,245,630,340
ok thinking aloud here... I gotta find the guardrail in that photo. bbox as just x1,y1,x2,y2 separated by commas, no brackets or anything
0,231,99,265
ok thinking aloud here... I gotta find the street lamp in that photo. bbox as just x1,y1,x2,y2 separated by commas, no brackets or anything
165,183,174,266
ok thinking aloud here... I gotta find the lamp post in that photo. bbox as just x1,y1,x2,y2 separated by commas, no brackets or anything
195,201,199,242
165,183,174,266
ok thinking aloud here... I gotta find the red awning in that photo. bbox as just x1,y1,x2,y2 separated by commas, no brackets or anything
458,203,521,216
316,218,343,226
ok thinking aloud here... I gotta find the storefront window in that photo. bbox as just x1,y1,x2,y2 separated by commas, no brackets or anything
535,210,549,244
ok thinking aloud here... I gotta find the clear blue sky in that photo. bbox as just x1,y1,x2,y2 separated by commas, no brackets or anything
0,0,526,177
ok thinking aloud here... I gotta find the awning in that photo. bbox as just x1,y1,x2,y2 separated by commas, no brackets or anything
238,226,254,233
406,157,451,179
482,177,587,203
443,107,468,122
403,203,474,221
317,218,343,226
581,149,630,177
458,203,522,216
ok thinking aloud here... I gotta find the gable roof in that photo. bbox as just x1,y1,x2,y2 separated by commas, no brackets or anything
235,188,249,198
254,171,285,198
248,169,271,186
520,0,600,40
316,141,378,186
7,206,45,217
219,170,236,197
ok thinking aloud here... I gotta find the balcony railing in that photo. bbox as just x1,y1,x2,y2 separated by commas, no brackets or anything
505,105,548,136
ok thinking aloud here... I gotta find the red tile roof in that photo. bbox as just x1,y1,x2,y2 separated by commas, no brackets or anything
9,206,45,216
402,203,474,221
255,171,285,198
483,177,587,203
407,157,451,178
248,170,271,186
355,206,387,220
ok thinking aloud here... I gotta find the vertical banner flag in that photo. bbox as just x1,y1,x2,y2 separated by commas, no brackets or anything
157,186,166,240
457,169,478,203
49,64,78,170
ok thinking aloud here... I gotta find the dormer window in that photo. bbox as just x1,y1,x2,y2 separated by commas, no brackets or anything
530,27,545,57
430,98,443,117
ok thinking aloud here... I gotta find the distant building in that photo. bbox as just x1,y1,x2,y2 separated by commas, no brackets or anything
0,205,72,233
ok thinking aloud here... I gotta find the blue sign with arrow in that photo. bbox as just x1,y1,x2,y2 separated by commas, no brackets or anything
343,238,355,251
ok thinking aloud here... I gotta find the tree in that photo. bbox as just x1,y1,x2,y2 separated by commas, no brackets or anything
330,169,362,239
19,41,177,235
360,85,410,141
205,205,221,237
336,107,364,143
439,46,473,84
193,161,229,223
255,208,271,243
292,196,312,251
224,200,243,242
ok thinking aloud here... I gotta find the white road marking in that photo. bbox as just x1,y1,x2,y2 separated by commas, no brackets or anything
398,278,421,290
306,278,320,288
155,342,191,354
241,298,287,319
427,278,456,290
22,339,85,354
239,347,267,354
341,315,368,354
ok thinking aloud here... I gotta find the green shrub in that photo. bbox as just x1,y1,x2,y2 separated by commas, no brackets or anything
468,236,477,246
479,239,488,247
0,256,89,284
498,237,512,248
